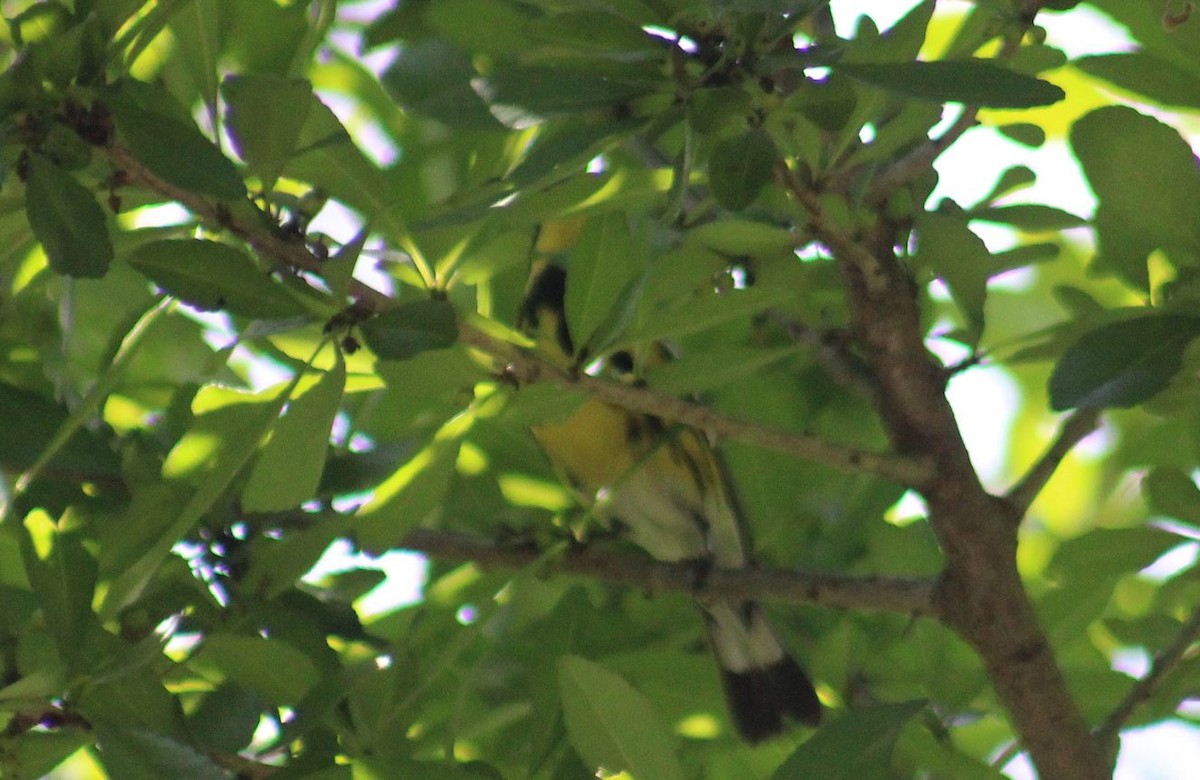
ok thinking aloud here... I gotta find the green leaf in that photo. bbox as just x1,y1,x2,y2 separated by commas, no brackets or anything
966,204,1087,231
354,437,460,552
425,0,534,55
24,154,113,278
242,353,345,512
476,64,656,126
914,212,991,343
838,59,1065,108
0,383,121,477
169,0,223,113
998,123,1046,147
19,510,97,671
92,725,229,780
382,39,503,129
647,345,802,393
1,731,93,780
193,633,320,706
616,284,793,349
101,392,288,617
1143,467,1200,529
109,98,246,201
361,299,458,360
708,128,778,211
771,701,926,780
556,655,684,780
1070,106,1200,289
1076,51,1200,109
1048,314,1200,410
244,512,352,599
187,684,265,753
687,218,796,256
223,74,314,190
565,211,642,351
126,238,306,319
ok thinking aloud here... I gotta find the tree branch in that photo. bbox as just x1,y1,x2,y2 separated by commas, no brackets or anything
105,139,933,488
768,311,880,401
463,322,933,486
1094,602,1200,749
1005,409,1102,515
400,528,938,616
777,49,1107,780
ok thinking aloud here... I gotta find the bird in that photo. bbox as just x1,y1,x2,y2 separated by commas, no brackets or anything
517,261,822,743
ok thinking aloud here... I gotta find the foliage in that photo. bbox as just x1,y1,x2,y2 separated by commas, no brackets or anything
0,1,1198,778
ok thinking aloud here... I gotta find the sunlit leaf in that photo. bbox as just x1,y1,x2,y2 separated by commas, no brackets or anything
557,655,685,780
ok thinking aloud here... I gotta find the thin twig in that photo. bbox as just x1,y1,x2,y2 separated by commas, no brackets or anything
464,322,934,487
1094,603,1200,748
400,528,939,616
105,139,933,488
1005,409,1101,515
769,311,880,401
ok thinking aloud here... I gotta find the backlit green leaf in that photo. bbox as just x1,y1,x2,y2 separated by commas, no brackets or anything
557,655,685,780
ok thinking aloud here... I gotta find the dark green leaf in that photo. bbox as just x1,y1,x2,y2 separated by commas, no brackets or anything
361,299,458,360
1049,314,1200,410
1070,106,1200,289
1076,51,1200,109
980,165,1036,204
92,725,228,780
914,212,991,342
382,39,503,129
870,0,935,62
188,684,265,753
647,345,802,393
109,99,246,201
838,59,1064,108
244,513,352,599
223,74,314,190
565,211,642,351
475,65,656,126
708,128,778,211
509,119,637,186
126,238,305,319
0,383,121,477
771,701,926,780
1144,467,1200,529
998,123,1046,147
193,634,320,706
24,155,112,278
967,204,1087,230
557,655,684,780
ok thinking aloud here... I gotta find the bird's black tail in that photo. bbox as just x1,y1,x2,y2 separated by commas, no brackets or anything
703,600,821,743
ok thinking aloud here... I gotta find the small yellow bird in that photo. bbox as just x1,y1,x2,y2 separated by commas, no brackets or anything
518,262,822,742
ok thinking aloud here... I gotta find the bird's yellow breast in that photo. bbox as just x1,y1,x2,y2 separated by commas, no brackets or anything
531,398,640,493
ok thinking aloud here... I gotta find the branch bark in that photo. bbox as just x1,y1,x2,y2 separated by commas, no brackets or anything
1094,603,1200,749
104,139,933,488
400,528,937,616
1006,409,1102,515
781,171,1108,778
